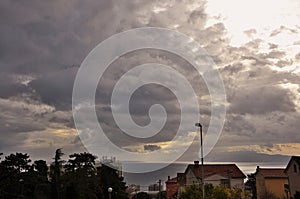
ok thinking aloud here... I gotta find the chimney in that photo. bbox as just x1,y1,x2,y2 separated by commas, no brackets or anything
168,176,170,181
194,160,199,166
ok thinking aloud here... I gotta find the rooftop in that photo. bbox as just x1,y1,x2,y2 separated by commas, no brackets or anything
256,167,287,178
186,163,246,179
284,156,300,173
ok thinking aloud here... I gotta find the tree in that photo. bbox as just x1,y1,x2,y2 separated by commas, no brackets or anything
0,153,32,198
64,152,100,199
178,184,215,199
97,164,128,199
245,173,257,199
179,183,202,199
211,185,231,199
65,152,97,175
31,160,51,198
1,152,31,173
50,148,65,199
132,192,150,199
33,160,48,178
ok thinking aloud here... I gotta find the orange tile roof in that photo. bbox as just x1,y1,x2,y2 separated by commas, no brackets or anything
257,168,287,178
186,164,246,179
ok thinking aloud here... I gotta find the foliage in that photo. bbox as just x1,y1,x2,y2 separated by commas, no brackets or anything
50,148,65,199
132,192,150,199
245,173,256,199
63,152,100,199
178,183,244,199
97,164,128,199
0,149,128,199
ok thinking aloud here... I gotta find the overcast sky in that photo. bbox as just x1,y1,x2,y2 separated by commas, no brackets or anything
1,0,300,183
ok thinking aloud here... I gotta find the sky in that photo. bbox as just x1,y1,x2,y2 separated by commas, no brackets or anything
1,0,300,185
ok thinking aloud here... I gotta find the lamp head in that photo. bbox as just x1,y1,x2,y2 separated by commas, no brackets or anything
195,123,202,128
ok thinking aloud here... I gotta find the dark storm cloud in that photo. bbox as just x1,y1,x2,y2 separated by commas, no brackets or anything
0,74,30,98
29,68,77,111
0,0,300,170
0,0,120,75
144,144,161,151
229,85,296,115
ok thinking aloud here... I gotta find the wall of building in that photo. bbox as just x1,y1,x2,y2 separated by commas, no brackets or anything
166,183,178,199
205,174,224,187
256,173,266,199
265,178,288,199
231,178,244,189
286,160,300,197
185,169,198,186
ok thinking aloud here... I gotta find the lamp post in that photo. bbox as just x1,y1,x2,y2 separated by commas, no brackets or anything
195,122,205,199
108,187,113,199
18,179,24,199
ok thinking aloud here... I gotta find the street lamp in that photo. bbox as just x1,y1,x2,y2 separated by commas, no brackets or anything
108,187,113,199
195,122,205,199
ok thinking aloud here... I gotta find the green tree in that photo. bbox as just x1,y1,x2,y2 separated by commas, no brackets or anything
179,183,202,199
211,185,230,199
179,183,214,199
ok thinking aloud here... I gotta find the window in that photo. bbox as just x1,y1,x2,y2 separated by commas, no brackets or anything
294,164,297,173
221,179,230,188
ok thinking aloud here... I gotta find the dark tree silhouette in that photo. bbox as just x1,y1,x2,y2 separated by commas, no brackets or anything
97,164,128,199
64,152,101,199
245,173,257,199
50,148,65,199
0,150,128,199
132,192,150,199
0,153,32,198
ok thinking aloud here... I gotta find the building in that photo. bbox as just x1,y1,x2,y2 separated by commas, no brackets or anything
185,161,246,188
284,156,300,198
255,166,288,199
165,161,246,199
166,176,179,199
149,183,162,191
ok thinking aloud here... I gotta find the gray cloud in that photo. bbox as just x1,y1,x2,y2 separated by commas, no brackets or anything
0,0,300,177
144,144,161,151
244,29,257,37
229,85,296,115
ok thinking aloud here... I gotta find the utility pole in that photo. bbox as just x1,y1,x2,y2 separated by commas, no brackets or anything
158,179,162,199
195,122,205,199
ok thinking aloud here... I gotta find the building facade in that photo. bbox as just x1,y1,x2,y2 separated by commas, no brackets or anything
165,161,246,199
255,166,288,199
285,156,300,198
